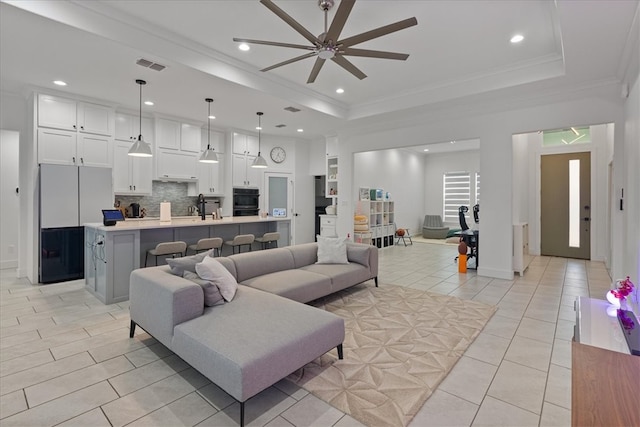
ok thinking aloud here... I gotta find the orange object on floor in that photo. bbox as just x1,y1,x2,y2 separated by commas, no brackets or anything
458,254,467,273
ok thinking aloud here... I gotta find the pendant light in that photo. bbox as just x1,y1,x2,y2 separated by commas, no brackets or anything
251,112,268,168
199,98,219,163
128,79,153,157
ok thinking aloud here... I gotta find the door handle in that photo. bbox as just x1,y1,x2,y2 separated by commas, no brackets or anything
583,217,590,222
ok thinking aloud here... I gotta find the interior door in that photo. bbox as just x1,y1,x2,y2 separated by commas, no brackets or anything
264,173,293,246
540,152,591,259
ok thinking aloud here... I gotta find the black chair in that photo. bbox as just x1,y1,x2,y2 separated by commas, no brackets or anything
454,206,478,267
473,204,480,224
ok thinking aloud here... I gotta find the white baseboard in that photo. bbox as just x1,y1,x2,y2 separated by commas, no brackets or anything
477,266,515,280
0,259,18,270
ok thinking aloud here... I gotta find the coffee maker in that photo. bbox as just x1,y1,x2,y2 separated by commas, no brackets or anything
129,203,141,218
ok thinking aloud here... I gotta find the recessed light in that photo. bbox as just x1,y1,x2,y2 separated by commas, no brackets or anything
239,43,250,51
297,129,303,132
450,140,456,144
256,126,262,130
144,101,154,106
336,88,344,94
423,148,429,152
510,34,524,43
208,115,216,119
53,80,67,86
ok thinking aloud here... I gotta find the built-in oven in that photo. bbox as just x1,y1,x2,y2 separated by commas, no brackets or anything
233,188,260,216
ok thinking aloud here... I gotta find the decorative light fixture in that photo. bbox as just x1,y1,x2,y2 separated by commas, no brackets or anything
510,34,524,43
199,98,219,163
128,79,153,157
251,112,268,168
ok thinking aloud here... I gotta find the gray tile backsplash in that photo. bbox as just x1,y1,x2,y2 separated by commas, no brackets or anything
115,182,212,217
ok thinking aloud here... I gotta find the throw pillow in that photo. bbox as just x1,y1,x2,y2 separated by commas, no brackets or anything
166,250,212,276
346,243,370,268
183,271,225,307
195,256,238,302
316,235,349,264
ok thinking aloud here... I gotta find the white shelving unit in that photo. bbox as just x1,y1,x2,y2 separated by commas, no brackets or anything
326,156,338,199
513,222,532,275
356,192,394,248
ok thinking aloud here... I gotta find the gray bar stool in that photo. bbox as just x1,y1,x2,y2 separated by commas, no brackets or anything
145,241,187,267
255,232,280,249
188,237,223,257
224,234,255,254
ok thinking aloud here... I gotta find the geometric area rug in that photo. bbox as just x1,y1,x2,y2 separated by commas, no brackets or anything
287,284,496,427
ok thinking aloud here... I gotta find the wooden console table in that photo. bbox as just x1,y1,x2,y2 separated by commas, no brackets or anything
571,341,640,426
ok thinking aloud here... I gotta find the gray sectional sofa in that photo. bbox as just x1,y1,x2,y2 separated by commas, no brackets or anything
129,242,378,426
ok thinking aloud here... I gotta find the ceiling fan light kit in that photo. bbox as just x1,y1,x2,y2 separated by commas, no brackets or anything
128,79,153,157
233,0,417,83
199,98,219,163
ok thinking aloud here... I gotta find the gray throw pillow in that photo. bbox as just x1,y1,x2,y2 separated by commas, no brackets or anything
183,271,225,307
166,250,213,275
347,243,370,268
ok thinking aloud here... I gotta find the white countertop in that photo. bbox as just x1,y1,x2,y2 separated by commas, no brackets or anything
85,215,287,231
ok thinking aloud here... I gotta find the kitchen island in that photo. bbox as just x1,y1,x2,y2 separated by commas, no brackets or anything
84,216,290,304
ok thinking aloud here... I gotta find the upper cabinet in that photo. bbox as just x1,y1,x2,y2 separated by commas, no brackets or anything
115,112,153,142
36,94,114,167
38,94,114,136
155,118,201,153
201,128,225,153
232,132,259,156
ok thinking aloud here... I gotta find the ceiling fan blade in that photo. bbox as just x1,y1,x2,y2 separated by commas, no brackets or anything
324,0,355,43
261,52,317,72
307,58,326,84
342,48,409,60
260,0,321,46
331,55,367,80
233,38,315,51
339,17,418,48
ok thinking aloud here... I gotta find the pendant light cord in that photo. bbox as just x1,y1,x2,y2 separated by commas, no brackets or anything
257,112,263,153
138,81,142,139
207,101,211,149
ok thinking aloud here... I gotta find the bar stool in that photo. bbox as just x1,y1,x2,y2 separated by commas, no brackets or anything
224,234,255,254
188,237,223,257
145,241,187,267
255,232,280,249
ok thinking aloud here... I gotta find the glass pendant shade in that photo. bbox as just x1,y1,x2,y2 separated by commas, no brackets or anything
200,98,219,163
251,111,268,168
128,79,153,157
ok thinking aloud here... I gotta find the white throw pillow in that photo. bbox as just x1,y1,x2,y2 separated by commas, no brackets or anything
316,235,349,264
195,257,238,302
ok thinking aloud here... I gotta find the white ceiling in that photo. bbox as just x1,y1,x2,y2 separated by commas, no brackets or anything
1,0,638,141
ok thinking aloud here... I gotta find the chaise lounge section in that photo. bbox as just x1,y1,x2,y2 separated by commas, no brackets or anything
129,242,378,426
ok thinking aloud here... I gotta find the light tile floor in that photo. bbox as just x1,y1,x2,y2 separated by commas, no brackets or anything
0,242,612,426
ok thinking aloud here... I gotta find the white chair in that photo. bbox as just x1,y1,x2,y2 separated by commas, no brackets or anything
145,241,187,267
224,234,255,254
188,237,223,257
255,232,280,249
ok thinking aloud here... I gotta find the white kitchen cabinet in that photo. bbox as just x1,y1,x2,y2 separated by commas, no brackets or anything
232,153,262,188
156,149,198,180
180,123,201,153
155,118,201,153
232,132,259,156
326,156,338,199
37,128,111,167
197,158,225,196
115,113,153,142
113,141,152,195
201,128,225,153
38,94,113,136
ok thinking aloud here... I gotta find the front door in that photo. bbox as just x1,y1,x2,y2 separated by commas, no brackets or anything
540,152,591,259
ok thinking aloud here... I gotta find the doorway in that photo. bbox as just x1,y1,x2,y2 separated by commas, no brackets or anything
540,152,591,259
263,173,293,246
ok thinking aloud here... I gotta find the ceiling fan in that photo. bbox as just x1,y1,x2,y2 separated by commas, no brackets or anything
233,0,418,84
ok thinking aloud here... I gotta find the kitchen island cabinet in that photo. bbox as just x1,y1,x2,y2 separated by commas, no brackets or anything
85,216,290,304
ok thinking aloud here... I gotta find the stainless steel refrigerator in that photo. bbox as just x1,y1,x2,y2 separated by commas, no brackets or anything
39,164,113,283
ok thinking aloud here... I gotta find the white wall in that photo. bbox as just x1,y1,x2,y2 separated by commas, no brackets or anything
423,150,480,227
336,84,625,280
511,134,530,224
0,130,20,268
623,73,639,294
353,149,425,232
